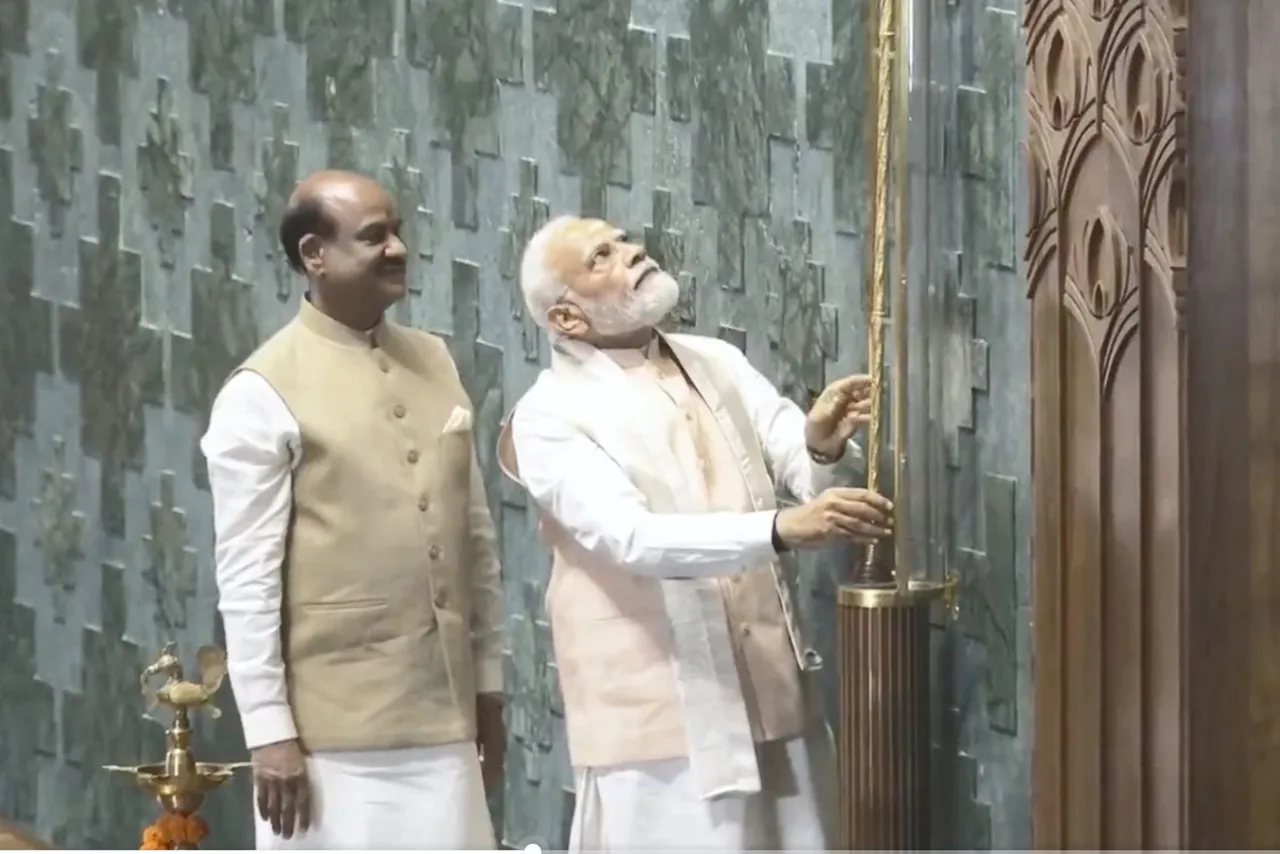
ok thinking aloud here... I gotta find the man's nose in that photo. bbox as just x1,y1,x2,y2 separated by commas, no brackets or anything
624,243,648,267
385,234,408,259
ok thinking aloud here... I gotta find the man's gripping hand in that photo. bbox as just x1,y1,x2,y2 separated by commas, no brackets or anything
774,487,893,550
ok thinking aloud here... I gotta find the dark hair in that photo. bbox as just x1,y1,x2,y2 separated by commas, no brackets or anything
279,196,338,273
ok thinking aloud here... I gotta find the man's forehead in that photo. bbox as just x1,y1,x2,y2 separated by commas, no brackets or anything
316,179,395,219
549,217,620,247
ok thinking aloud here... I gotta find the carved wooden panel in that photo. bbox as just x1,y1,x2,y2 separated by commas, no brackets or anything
1024,0,1187,848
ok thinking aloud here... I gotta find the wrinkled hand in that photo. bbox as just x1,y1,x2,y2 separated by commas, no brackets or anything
252,739,311,840
476,693,506,796
804,374,873,460
775,487,894,549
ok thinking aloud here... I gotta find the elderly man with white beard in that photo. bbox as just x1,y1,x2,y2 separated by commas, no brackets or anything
497,215,894,851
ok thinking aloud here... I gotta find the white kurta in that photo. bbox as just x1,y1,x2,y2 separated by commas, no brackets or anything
202,352,498,851
511,338,854,851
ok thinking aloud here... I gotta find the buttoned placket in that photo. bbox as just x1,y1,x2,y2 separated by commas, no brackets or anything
373,343,443,625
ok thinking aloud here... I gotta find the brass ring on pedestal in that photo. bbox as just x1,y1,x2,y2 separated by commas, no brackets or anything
838,572,960,611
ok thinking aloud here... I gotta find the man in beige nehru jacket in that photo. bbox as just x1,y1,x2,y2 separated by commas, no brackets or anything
498,215,894,850
201,170,505,850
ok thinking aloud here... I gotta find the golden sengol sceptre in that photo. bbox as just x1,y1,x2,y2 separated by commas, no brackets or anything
835,0,959,846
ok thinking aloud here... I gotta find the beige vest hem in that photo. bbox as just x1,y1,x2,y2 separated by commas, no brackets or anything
300,720,475,754
565,714,810,770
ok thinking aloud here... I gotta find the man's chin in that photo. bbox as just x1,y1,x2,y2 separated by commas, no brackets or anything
379,275,408,299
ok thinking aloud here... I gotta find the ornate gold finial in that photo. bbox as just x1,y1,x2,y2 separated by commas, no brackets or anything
143,644,229,720
104,642,248,847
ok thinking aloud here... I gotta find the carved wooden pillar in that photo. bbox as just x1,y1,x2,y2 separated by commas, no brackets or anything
1027,0,1280,847
1024,0,1188,848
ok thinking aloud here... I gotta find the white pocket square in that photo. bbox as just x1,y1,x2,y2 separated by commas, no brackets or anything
442,405,473,434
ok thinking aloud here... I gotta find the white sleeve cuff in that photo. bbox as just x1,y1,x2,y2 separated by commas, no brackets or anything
474,655,504,695
239,703,299,751
740,510,782,562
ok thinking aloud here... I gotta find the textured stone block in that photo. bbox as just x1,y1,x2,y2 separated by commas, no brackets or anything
439,259,505,524
0,147,54,500
0,0,28,54
805,0,867,230
31,436,86,625
690,0,770,288
28,50,83,239
179,0,271,170
765,52,796,142
505,578,561,786
60,174,164,537
172,201,260,488
533,0,652,214
0,529,56,825
380,130,435,273
762,218,833,404
141,472,198,636
957,474,1019,734
499,157,550,364
665,36,691,123
284,0,394,128
718,324,747,353
137,77,194,270
75,0,139,146
255,104,302,303
645,189,697,331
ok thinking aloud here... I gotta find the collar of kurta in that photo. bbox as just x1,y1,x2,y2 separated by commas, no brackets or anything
298,294,382,348
596,335,661,369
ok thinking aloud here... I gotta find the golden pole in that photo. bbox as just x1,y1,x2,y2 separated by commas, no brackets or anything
855,0,895,586
891,0,911,594
835,0,958,847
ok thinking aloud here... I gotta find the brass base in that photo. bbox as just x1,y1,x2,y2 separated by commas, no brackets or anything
836,576,954,850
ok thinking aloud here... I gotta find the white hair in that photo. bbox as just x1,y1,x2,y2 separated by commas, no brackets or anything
519,215,578,328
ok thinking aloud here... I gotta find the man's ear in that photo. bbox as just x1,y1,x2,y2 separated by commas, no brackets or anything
298,234,325,277
547,304,590,338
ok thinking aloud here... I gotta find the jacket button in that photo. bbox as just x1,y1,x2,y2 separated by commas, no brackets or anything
393,404,406,418
407,449,420,464
428,545,442,560
434,589,448,609
741,625,752,639
417,496,429,512
377,358,390,373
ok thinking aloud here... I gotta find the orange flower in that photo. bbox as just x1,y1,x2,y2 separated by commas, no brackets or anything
140,822,169,850
139,811,210,849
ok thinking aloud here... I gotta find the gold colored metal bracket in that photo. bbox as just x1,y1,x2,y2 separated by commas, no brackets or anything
838,571,960,612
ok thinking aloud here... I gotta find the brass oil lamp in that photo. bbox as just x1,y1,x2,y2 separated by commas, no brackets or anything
104,643,249,848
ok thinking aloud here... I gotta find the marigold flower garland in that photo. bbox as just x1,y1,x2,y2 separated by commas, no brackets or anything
139,812,208,850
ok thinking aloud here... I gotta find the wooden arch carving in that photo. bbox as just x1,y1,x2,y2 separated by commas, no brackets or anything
1024,0,1188,848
